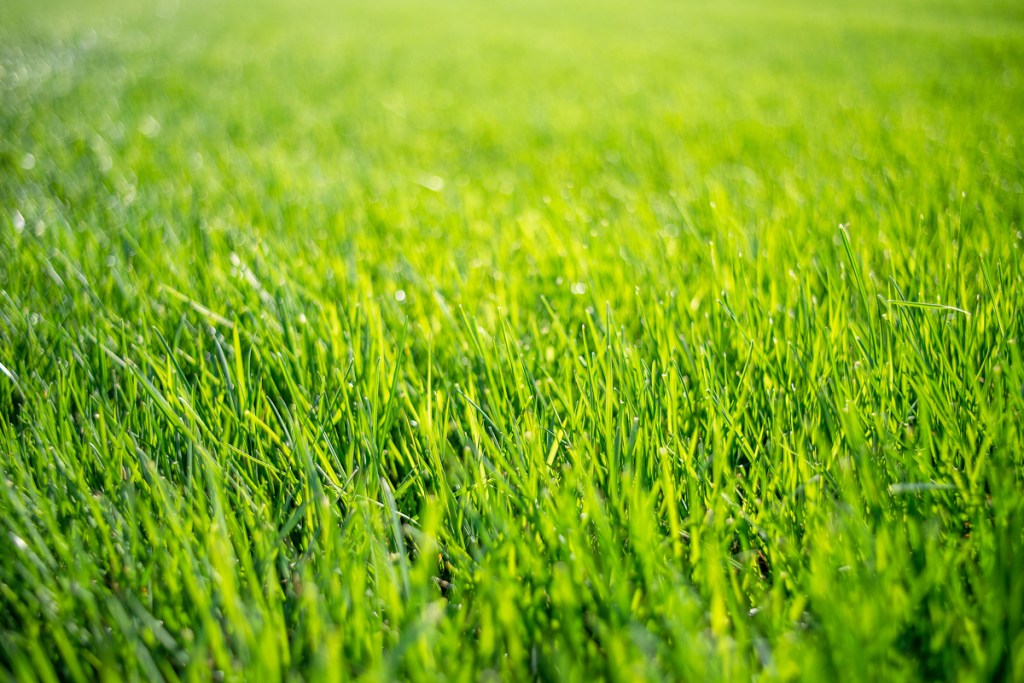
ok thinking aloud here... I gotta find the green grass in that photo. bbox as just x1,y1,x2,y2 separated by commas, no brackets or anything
1,0,1023,680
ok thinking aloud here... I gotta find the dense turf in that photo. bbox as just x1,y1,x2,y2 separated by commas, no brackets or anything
2,0,1023,680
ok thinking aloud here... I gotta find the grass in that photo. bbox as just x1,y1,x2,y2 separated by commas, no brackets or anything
1,0,1023,680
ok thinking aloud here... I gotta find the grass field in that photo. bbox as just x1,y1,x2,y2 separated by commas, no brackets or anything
2,0,1024,680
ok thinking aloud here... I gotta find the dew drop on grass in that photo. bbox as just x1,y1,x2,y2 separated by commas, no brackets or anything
139,115,161,137
394,290,406,302
415,175,444,192
20,153,35,170
12,210,25,233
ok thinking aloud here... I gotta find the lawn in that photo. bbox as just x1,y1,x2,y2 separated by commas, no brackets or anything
1,0,1023,680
